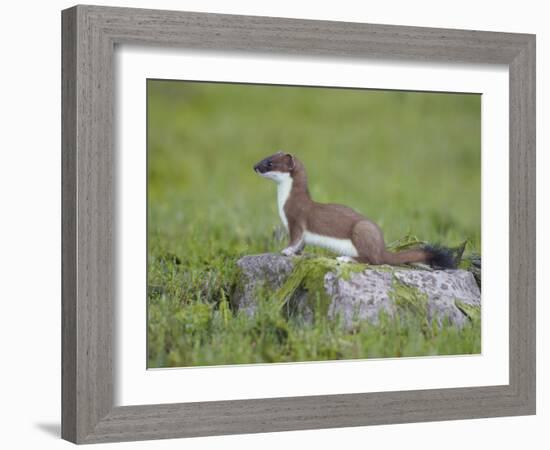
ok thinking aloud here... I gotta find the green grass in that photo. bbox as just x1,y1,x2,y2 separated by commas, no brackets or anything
147,80,481,368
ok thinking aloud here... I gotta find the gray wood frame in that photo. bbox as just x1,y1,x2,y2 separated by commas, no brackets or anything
61,4,536,444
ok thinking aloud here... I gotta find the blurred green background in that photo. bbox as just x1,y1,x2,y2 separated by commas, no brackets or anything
147,80,481,368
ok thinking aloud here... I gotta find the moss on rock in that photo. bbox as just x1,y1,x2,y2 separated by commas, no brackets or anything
275,256,365,316
455,300,481,322
389,276,431,337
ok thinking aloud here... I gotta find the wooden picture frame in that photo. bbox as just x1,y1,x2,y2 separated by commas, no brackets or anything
61,4,536,444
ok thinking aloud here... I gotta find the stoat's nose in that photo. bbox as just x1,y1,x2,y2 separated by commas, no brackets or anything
253,162,262,173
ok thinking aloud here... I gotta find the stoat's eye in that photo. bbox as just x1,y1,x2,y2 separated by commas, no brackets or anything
267,161,273,168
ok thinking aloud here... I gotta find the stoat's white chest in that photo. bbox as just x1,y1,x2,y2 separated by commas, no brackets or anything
275,173,293,229
260,171,293,228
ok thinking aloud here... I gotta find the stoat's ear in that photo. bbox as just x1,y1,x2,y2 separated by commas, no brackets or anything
285,153,295,171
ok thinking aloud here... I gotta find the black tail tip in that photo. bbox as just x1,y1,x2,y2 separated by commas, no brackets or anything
423,243,465,269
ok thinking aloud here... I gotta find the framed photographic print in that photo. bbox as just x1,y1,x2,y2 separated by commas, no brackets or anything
62,4,536,444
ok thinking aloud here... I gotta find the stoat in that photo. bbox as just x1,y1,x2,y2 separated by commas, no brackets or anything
254,151,457,268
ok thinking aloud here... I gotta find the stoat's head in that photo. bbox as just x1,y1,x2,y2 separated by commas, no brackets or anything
253,151,295,183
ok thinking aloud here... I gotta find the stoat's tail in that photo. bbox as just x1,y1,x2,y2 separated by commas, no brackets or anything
382,244,460,269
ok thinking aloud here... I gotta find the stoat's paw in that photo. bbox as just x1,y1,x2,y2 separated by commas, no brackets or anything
336,256,354,263
281,248,295,256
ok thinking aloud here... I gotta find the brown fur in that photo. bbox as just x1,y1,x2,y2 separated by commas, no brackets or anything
254,152,433,266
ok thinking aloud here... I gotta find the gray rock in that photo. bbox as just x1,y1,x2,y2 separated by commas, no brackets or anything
325,269,396,326
233,253,481,329
233,253,295,315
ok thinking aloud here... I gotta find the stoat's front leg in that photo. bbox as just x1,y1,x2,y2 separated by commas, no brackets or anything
282,243,304,256
281,221,305,256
